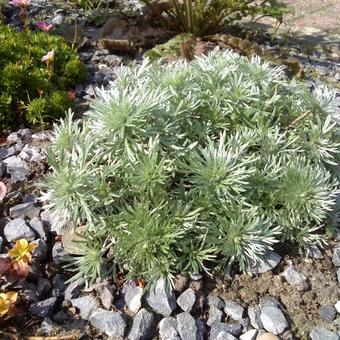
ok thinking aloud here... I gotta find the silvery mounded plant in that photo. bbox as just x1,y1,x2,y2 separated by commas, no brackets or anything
42,49,340,285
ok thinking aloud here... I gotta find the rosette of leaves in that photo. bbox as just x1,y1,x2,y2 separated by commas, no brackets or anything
43,50,340,285
0,26,85,129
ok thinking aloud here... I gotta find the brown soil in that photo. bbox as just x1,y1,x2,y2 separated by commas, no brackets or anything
206,244,340,339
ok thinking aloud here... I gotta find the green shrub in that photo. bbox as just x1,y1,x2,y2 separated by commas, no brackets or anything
141,0,293,36
43,51,339,285
0,26,85,129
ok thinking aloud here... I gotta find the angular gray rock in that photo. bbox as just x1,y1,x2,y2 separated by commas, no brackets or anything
3,155,30,182
207,305,223,326
4,218,35,242
196,319,206,339
209,323,241,340
32,131,53,142
250,251,281,274
310,327,339,340
128,308,155,340
260,306,289,335
29,217,47,240
0,236,3,252
240,329,258,340
239,318,252,332
9,202,40,219
146,278,176,317
71,295,99,320
177,312,203,340
259,296,281,309
319,304,336,323
306,245,323,259
97,283,115,310
207,294,224,309
159,317,178,339
224,300,244,321
177,288,196,313
89,308,126,337
30,297,57,317
19,144,43,162
64,278,85,301
52,241,67,264
283,265,308,290
125,286,143,313
7,132,21,143
332,247,340,267
337,268,340,283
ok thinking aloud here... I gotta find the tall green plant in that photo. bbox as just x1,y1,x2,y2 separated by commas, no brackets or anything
141,0,293,36
43,51,339,285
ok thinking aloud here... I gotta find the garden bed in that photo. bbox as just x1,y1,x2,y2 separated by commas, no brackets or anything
0,1,340,339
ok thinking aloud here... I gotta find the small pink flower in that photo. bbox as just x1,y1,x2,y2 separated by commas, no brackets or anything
36,21,54,33
41,50,55,63
10,0,30,7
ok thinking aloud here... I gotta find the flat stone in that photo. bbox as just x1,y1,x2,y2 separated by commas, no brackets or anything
125,286,143,313
9,202,40,219
282,265,308,290
30,297,57,317
310,327,339,340
224,300,244,321
337,268,340,283
128,308,155,340
260,306,288,335
4,218,35,242
159,317,178,339
29,217,47,241
207,305,223,326
71,295,99,320
319,304,336,323
146,278,176,317
0,236,3,252
89,308,126,337
209,323,241,339
177,312,202,340
240,329,258,340
177,288,196,313
3,156,30,182
250,251,281,274
332,247,340,266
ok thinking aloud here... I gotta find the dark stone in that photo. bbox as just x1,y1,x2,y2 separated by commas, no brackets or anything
30,297,57,317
